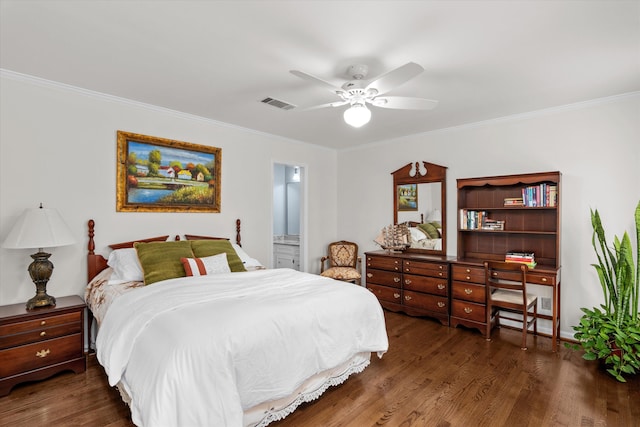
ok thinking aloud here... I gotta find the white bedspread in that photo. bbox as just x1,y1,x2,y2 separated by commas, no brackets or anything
96,268,388,427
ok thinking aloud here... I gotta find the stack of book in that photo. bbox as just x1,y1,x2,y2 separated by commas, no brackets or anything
482,218,505,230
504,197,524,206
505,251,536,268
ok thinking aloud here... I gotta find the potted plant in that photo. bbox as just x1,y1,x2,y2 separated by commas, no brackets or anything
568,200,640,382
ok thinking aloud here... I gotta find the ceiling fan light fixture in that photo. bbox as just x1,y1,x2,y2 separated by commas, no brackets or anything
343,103,371,128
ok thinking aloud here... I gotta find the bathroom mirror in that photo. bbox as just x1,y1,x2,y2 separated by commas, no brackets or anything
392,161,447,256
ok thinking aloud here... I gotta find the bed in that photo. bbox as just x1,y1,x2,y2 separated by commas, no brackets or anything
84,219,388,427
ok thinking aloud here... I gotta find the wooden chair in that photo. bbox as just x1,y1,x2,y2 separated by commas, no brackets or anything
320,240,362,285
484,261,538,350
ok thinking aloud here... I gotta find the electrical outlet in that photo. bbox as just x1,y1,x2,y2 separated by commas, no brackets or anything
541,297,551,311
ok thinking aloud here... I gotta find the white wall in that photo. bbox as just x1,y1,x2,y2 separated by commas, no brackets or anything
338,93,640,338
0,73,338,305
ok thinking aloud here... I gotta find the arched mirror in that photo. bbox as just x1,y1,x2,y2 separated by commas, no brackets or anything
392,161,447,256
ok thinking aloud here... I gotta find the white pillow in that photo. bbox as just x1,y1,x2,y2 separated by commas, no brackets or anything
181,253,231,276
107,248,144,281
409,227,428,242
232,243,264,268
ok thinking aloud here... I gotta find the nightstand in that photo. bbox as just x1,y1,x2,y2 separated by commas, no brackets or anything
0,295,86,396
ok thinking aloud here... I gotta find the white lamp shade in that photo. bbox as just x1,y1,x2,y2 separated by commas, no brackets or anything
3,206,75,249
343,104,371,128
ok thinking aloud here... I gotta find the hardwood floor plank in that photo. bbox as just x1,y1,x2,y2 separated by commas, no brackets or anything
1,310,638,427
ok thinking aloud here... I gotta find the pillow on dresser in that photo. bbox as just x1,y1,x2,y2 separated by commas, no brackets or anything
181,253,231,277
190,239,246,272
134,240,195,285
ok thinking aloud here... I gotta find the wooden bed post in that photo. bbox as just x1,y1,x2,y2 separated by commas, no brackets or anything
236,219,242,247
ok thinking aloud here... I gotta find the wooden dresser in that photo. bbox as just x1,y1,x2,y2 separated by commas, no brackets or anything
365,250,450,325
0,295,86,396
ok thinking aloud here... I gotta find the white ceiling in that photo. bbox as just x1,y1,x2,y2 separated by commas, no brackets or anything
1,1,639,150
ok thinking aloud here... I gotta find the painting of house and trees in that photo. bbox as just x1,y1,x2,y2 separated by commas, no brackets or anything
116,131,221,212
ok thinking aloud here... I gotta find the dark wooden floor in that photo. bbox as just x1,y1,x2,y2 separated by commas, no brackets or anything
1,310,639,427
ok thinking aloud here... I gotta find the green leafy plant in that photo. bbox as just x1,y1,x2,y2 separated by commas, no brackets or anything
568,200,640,382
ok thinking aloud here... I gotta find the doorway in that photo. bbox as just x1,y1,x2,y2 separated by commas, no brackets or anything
272,163,304,271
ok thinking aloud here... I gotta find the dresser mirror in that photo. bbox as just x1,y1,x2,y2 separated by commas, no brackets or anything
392,161,447,256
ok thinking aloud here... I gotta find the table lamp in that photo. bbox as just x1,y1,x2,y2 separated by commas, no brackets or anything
2,203,75,309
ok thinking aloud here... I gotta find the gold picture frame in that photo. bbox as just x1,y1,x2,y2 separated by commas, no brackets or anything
116,131,221,213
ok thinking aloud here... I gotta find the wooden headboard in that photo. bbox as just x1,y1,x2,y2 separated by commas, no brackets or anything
87,218,242,282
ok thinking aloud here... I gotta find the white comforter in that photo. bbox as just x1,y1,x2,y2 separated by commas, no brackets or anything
96,268,388,427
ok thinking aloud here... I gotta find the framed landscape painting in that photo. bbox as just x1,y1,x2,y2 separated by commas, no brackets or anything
397,183,418,211
116,131,221,213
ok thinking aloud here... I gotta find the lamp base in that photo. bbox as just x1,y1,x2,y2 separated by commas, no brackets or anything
26,251,57,310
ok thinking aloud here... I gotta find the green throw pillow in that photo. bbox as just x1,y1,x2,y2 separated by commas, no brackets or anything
418,222,440,239
134,240,195,285
190,240,246,272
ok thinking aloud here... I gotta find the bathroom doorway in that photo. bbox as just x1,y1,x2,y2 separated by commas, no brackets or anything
272,163,304,271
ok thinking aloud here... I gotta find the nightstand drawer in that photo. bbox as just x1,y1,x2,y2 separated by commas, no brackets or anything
0,311,80,336
0,333,83,378
0,321,82,349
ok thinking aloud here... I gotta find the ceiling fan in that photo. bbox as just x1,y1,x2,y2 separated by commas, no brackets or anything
290,62,438,128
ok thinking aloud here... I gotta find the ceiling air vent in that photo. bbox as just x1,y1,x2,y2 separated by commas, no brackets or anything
260,97,296,110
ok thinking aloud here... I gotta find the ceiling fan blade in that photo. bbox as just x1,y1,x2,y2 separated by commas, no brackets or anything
290,70,344,95
370,96,439,110
365,62,424,96
299,100,349,111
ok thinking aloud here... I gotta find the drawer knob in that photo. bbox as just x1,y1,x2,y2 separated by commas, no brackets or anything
394,277,401,283
437,302,445,308
542,277,547,282
405,279,412,285
404,295,412,301
367,273,373,278
466,276,471,280
40,320,46,326
394,267,399,271
464,307,473,314
40,331,47,337
36,349,50,358
466,268,471,273
464,288,473,295
439,265,443,270
437,284,445,290
438,272,443,277
393,293,400,299
406,268,411,272
493,272,498,276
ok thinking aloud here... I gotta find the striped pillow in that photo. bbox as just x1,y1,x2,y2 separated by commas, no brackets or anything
181,253,231,277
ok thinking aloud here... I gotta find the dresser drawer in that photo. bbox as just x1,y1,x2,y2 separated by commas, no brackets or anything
451,281,486,304
366,283,402,304
451,300,486,323
0,334,83,378
403,274,448,296
403,291,448,314
451,265,485,283
527,272,557,286
0,321,82,350
403,260,448,278
0,311,80,337
366,255,402,272
365,268,402,288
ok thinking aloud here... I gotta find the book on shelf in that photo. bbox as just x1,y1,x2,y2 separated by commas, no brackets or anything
521,184,557,207
459,209,504,230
